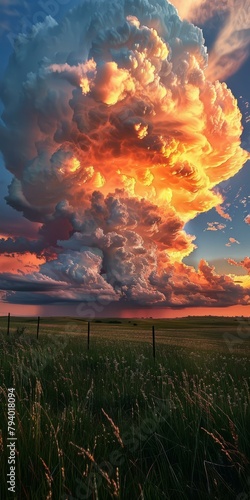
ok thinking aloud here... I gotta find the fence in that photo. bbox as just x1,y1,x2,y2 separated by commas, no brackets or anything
2,313,250,357
2,313,158,359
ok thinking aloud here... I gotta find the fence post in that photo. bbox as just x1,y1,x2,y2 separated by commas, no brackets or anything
7,313,10,335
152,325,156,360
37,316,40,339
87,321,90,350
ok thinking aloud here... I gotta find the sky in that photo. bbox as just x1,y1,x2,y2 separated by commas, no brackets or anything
0,0,249,318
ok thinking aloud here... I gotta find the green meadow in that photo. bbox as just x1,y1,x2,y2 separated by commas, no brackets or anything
0,316,250,499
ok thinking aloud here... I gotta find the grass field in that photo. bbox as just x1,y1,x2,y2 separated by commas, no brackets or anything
0,316,250,499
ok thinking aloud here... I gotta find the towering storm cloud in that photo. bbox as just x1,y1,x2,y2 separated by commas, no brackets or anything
0,0,249,308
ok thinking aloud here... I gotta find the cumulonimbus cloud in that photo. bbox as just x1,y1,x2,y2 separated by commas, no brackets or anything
0,0,249,308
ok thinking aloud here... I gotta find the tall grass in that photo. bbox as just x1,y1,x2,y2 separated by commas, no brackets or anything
0,330,250,499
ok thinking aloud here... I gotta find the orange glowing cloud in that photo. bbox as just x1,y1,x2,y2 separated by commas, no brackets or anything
46,17,248,229
215,204,232,220
228,257,250,274
225,237,240,247
205,222,226,231
0,252,46,274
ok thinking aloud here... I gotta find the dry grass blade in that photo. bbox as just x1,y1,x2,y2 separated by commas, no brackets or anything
101,408,124,448
69,441,120,497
